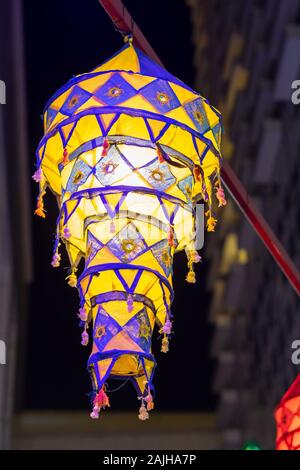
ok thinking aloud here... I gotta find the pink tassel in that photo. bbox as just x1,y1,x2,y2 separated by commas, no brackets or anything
94,388,110,409
51,252,61,268
63,226,71,239
191,251,201,263
90,406,100,419
90,387,110,419
161,319,172,335
101,139,109,156
78,307,88,322
138,403,149,421
32,168,43,182
145,393,154,411
216,186,227,207
81,329,89,346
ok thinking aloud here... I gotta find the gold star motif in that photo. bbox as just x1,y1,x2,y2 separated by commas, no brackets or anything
139,322,151,340
95,325,106,339
157,92,170,104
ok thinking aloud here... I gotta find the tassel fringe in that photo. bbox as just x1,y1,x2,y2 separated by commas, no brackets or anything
157,147,165,163
34,190,46,218
62,148,69,166
66,267,78,287
186,269,196,283
78,307,88,322
81,327,89,346
161,334,169,353
90,387,110,419
51,251,61,268
32,167,43,183
167,225,174,247
101,139,110,156
207,216,218,232
161,319,172,335
63,225,71,239
216,186,227,207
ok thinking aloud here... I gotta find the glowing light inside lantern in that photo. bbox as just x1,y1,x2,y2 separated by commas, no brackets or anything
33,43,225,420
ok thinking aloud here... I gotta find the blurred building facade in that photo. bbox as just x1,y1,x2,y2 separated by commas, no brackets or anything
12,411,222,450
187,0,300,449
0,0,32,449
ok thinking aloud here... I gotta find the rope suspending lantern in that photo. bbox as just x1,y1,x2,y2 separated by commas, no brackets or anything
97,0,300,296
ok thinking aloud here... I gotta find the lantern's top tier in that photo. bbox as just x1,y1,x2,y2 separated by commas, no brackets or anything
37,43,222,196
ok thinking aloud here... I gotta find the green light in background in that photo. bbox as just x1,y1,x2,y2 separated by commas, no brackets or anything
242,441,261,450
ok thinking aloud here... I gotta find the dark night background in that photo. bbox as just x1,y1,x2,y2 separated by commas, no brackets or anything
23,0,215,411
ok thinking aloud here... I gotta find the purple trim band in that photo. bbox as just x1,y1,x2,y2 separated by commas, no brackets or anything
67,186,190,207
88,350,156,368
56,135,194,170
78,263,174,300
37,106,221,161
91,291,156,313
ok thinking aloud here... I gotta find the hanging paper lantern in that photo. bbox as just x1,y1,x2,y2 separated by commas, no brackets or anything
275,373,300,450
33,41,224,419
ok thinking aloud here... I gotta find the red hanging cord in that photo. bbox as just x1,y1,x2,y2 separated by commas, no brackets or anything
97,0,300,296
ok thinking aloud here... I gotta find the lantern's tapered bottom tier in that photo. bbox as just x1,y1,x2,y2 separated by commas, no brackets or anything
78,214,173,419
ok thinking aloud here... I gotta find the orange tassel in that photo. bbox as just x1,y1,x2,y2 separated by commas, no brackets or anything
101,139,109,156
145,393,155,411
193,165,201,182
186,270,196,283
62,148,69,166
146,400,154,411
34,190,46,218
207,216,218,232
167,226,174,247
66,267,78,287
157,147,164,163
161,334,169,353
138,403,149,421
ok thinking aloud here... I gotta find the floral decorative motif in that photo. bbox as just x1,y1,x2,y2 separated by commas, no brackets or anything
107,86,123,98
194,110,204,124
122,239,136,254
95,325,106,339
151,169,164,182
69,96,79,107
139,322,151,340
161,248,171,268
73,171,84,184
100,160,118,175
156,92,170,104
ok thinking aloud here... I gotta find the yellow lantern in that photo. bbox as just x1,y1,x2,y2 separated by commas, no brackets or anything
33,42,225,420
